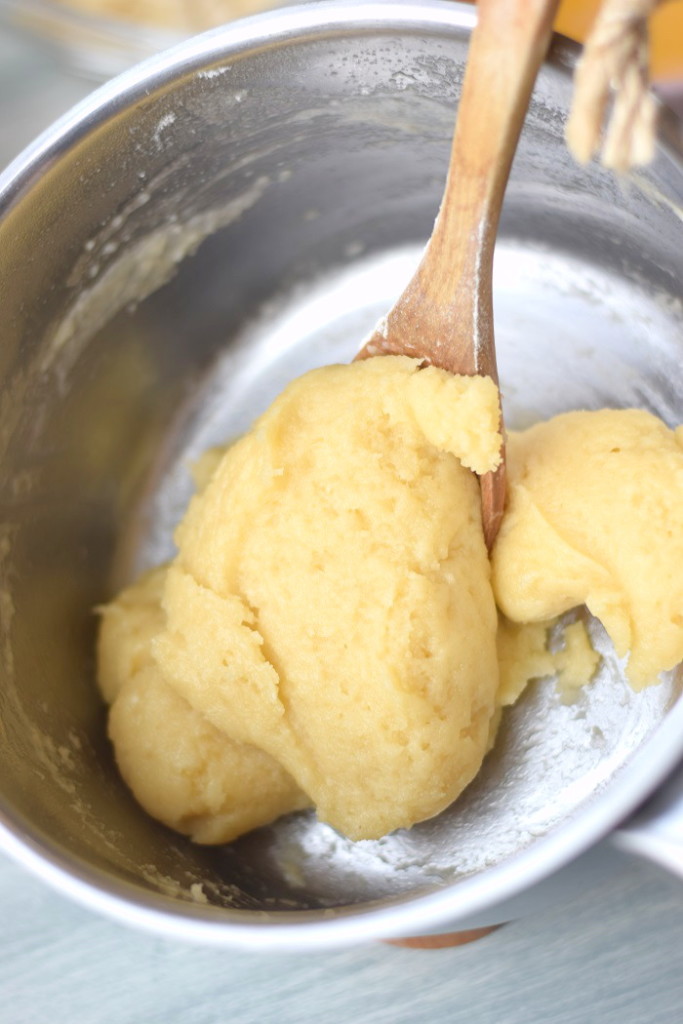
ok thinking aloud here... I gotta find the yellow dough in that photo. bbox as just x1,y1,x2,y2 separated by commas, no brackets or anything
496,617,558,708
100,356,503,842
154,357,503,840
496,616,599,709
97,565,166,705
493,410,683,689
552,620,601,705
98,568,309,844
98,360,683,848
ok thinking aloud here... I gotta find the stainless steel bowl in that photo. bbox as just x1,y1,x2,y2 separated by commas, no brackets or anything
1,0,683,950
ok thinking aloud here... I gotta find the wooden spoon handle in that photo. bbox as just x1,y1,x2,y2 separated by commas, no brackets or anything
358,0,561,377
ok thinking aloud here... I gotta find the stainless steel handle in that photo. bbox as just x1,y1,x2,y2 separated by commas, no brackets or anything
611,759,683,878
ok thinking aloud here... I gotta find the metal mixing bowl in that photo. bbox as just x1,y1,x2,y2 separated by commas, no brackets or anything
1,0,682,949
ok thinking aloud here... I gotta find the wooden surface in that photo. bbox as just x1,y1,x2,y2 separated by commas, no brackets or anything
2,20,683,1024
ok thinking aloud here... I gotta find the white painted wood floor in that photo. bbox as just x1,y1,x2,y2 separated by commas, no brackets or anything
2,851,683,1024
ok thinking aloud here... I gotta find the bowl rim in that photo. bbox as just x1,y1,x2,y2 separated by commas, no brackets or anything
1,0,683,950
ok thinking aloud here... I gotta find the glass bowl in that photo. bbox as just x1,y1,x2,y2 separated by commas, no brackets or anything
0,0,287,78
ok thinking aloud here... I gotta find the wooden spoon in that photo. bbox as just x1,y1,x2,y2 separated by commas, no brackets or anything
356,0,561,550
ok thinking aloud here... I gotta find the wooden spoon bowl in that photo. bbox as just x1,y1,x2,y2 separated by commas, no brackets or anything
356,0,561,550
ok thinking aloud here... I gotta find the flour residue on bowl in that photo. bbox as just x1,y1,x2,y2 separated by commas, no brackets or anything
43,175,271,378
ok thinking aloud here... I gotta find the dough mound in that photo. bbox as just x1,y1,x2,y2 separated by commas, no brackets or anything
493,410,683,688
100,356,503,842
98,569,309,844
157,357,503,839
